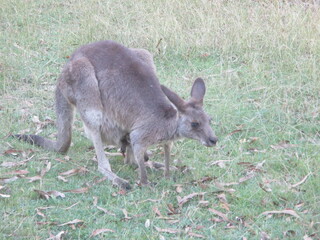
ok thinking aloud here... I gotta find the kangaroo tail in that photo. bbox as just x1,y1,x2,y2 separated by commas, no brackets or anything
14,87,74,154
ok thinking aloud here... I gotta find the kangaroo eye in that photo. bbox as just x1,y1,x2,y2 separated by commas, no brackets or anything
191,122,200,128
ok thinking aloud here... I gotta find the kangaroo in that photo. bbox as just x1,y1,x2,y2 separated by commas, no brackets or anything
15,40,218,189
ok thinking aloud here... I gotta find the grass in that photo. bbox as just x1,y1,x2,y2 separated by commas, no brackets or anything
1,0,320,239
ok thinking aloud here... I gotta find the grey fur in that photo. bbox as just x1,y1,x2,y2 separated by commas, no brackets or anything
15,40,218,189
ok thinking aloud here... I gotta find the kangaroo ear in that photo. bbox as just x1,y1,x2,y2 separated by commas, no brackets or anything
190,78,206,105
161,85,186,112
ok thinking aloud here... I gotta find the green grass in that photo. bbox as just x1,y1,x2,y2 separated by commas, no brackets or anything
1,0,320,239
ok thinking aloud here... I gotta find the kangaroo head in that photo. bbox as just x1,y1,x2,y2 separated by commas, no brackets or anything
161,78,218,147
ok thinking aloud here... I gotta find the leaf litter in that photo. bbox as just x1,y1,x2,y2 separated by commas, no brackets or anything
46,231,65,240
153,206,175,220
155,226,180,234
59,167,88,178
58,219,84,227
177,192,206,208
271,141,298,150
208,208,233,223
290,173,312,188
90,228,115,237
260,209,301,219
63,187,90,194
34,189,65,199
96,206,116,216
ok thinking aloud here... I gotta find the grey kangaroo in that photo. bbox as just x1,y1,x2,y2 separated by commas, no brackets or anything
15,40,218,189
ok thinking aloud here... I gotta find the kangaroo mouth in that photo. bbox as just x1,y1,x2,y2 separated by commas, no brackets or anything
202,137,218,147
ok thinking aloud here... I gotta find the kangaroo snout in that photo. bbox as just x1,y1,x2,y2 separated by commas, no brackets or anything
209,136,218,145
204,136,218,147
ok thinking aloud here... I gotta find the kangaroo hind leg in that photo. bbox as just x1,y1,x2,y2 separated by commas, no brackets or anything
70,57,131,190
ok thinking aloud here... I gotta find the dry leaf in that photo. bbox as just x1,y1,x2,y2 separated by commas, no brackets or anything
0,193,10,198
47,190,66,198
197,176,214,183
188,232,206,238
36,221,58,226
96,206,116,216
1,160,28,168
259,183,272,193
152,206,174,220
26,175,42,183
91,176,107,186
227,129,243,136
1,176,19,184
54,158,67,163
155,226,180,234
177,192,206,207
247,148,266,153
63,187,89,194
105,152,123,157
122,209,132,220
238,172,255,183
34,190,65,199
260,231,271,240
209,160,231,168
46,231,65,240
41,161,51,177
291,173,311,188
254,160,266,170
62,202,80,210
2,169,29,175
57,176,68,182
198,200,209,207
59,167,88,177
167,203,179,215
174,184,183,193
271,141,298,150
36,208,46,218
153,206,163,217
137,198,161,204
3,149,22,156
145,219,151,228
211,217,224,223
261,209,300,219
58,219,84,227
93,196,98,206
208,208,232,222
217,193,227,203
220,202,230,212
37,206,54,210
117,189,127,195
166,219,180,224
90,228,115,237
295,202,304,209
303,235,313,240
215,181,238,187
283,230,296,238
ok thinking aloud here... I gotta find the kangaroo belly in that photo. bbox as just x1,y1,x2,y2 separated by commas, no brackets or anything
100,116,128,146
82,114,127,147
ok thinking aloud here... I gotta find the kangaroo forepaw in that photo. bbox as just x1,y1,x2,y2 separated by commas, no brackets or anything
113,177,131,190
164,172,170,179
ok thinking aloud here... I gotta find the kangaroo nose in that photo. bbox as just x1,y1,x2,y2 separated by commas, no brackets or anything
209,136,218,145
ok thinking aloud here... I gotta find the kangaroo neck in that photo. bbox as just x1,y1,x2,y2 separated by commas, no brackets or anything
169,112,183,141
